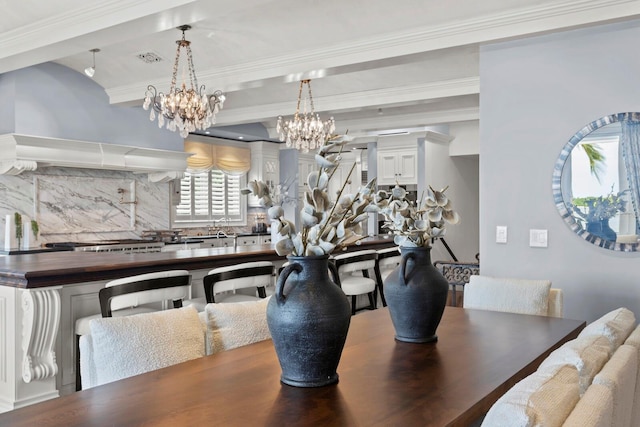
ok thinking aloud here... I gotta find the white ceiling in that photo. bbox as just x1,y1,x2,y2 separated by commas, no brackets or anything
2,0,639,142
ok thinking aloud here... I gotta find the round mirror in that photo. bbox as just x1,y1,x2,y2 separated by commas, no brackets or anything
553,112,640,252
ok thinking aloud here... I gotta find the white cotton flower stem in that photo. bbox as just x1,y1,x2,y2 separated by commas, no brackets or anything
326,144,346,184
317,162,358,240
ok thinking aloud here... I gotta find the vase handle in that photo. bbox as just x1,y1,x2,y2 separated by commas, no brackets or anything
275,262,303,304
399,251,415,286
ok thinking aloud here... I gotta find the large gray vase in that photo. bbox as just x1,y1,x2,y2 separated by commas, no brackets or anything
383,246,449,343
269,255,351,387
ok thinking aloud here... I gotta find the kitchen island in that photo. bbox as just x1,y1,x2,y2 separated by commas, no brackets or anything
0,236,394,412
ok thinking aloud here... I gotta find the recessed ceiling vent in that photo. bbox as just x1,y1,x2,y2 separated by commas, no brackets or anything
137,52,164,64
378,131,410,137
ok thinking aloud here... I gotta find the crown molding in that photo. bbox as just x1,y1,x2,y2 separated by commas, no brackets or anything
0,1,196,61
106,0,640,105
211,78,479,127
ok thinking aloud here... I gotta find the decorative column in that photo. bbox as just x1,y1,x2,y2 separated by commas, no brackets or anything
0,286,61,413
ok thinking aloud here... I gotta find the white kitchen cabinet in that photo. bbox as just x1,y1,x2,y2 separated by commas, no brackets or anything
236,235,260,246
200,237,236,248
377,149,417,185
327,152,359,199
297,153,316,195
260,235,272,244
248,141,281,207
161,242,201,252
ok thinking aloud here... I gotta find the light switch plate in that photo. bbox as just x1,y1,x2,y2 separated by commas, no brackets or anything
496,226,508,244
529,229,548,247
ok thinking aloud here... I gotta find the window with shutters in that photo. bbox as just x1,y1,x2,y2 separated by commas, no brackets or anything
173,170,246,225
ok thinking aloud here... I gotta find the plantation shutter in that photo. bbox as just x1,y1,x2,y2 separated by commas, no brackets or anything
227,174,241,217
173,169,246,224
210,170,226,216
193,172,210,218
176,174,193,216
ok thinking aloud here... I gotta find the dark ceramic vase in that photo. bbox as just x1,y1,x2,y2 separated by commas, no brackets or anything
383,246,449,343
268,255,351,387
586,218,617,242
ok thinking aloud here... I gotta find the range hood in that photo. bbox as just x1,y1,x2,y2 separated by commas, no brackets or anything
0,134,191,182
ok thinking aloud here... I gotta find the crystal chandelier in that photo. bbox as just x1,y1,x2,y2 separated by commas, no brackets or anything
276,79,335,152
143,25,225,138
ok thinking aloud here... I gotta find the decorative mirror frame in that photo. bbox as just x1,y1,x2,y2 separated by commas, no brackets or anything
552,112,639,252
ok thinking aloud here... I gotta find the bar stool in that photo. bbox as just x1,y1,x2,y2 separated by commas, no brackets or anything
333,250,378,315
203,261,274,304
74,269,191,390
373,246,401,307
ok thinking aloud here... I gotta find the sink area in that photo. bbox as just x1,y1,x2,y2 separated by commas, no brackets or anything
189,233,237,240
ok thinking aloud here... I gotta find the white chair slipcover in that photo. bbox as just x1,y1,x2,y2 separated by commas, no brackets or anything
80,306,204,389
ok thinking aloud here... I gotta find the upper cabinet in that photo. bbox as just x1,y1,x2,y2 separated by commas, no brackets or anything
248,141,281,207
377,148,417,185
327,152,359,200
298,153,316,200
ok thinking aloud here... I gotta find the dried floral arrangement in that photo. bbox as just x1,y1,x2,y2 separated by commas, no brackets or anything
243,134,377,256
375,185,460,248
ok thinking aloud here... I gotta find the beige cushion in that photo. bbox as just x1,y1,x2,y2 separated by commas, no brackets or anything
464,275,551,316
562,383,613,427
592,344,638,427
578,307,636,353
548,288,563,318
204,296,271,355
481,364,580,427
89,306,205,386
538,335,612,396
623,325,640,424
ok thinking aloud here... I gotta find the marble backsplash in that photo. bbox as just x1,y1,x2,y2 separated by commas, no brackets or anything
0,167,171,246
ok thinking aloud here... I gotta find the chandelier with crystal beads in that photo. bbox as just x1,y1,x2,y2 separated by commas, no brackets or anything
143,25,225,138
276,79,335,152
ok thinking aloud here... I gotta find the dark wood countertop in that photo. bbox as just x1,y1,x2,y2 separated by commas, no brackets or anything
0,236,395,289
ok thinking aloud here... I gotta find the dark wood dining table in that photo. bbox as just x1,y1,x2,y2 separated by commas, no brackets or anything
0,307,585,427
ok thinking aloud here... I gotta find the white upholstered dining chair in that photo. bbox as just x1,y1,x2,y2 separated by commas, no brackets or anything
79,305,205,389
463,275,563,318
203,296,272,355
74,269,192,390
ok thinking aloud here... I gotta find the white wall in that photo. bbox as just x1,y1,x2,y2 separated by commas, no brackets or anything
480,19,640,322
422,137,479,262
449,120,479,156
